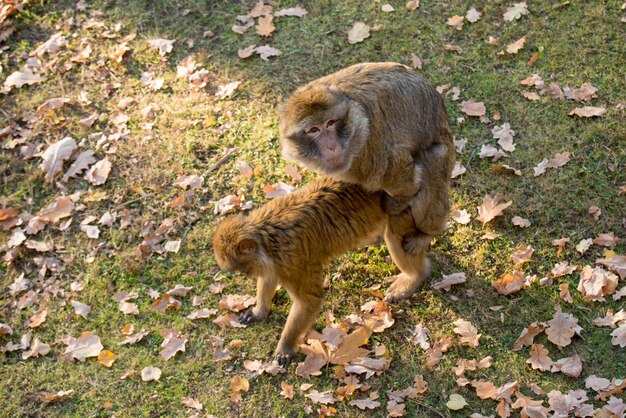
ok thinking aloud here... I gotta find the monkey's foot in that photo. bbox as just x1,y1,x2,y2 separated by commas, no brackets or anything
239,307,268,325
275,353,293,366
383,273,421,302
382,193,410,215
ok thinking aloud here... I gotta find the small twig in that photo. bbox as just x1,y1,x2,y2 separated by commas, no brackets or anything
414,400,447,418
111,191,159,211
202,147,239,177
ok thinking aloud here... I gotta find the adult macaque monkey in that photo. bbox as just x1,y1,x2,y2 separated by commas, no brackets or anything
279,62,455,302
212,178,416,364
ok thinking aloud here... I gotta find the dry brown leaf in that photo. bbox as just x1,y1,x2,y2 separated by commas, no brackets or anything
84,158,111,185
551,354,582,377
255,45,281,61
552,261,578,278
181,397,203,410
559,283,573,303
611,324,626,347
521,91,540,100
173,174,203,190
117,329,151,346
596,255,626,279
279,381,294,399
61,331,103,362
503,2,528,21
42,389,73,404
150,294,181,313
264,182,296,198
148,38,174,56
472,380,497,399
568,106,607,117
432,272,466,291
406,0,420,10
451,209,471,224
160,329,188,360
4,69,46,90
552,237,570,255
453,319,480,347
466,7,481,22
512,216,531,228
593,232,620,247
511,245,534,264
305,389,335,405
477,193,512,224
256,14,275,37
71,300,91,319
141,366,161,381
545,306,580,347
577,265,618,302
348,22,370,44
274,7,308,17
492,271,526,295
328,326,372,365
40,137,77,183
446,394,468,410
479,144,508,161
22,338,51,360
62,149,96,182
460,99,486,116
98,349,116,367
512,322,545,351
447,15,464,30
566,82,598,102
382,4,395,12
506,36,526,54
527,343,553,371
451,161,466,178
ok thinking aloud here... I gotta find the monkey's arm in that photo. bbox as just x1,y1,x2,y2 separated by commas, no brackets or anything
381,161,422,215
240,275,279,324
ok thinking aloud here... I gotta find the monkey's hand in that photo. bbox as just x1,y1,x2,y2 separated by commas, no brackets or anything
381,193,411,215
239,307,269,324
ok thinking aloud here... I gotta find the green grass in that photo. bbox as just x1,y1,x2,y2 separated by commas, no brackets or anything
1,1,625,417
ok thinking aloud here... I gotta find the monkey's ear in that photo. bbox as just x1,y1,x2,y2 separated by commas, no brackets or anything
238,238,258,255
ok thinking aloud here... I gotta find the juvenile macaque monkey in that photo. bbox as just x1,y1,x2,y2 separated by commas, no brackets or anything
279,62,455,301
212,178,415,364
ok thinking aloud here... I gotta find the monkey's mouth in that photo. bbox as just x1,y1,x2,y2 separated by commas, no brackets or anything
324,154,347,172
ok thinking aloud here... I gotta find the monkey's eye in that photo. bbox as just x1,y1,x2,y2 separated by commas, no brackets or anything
326,119,337,128
306,127,320,134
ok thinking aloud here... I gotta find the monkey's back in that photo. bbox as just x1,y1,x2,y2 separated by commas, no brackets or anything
248,178,386,269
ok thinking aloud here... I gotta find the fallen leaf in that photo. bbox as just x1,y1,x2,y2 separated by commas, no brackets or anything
256,14,275,37
4,69,46,90
565,82,598,102
552,261,578,277
98,349,116,367
492,271,527,295
578,265,618,302
410,324,430,350
348,22,370,44
513,322,545,351
386,400,405,416
216,81,241,99
451,161,466,178
472,380,498,400
576,238,593,254
61,331,104,362
453,319,481,347
71,300,91,319
545,306,580,347
406,0,420,10
451,209,471,224
148,38,174,56
506,36,526,54
479,144,508,161
305,389,335,405
447,15,464,30
552,237,570,255
568,106,607,117
84,158,111,185
22,338,51,359
551,354,582,377
503,2,528,21
512,216,531,228
382,4,395,12
477,193,512,224
118,329,151,345
40,137,77,183
593,232,620,247
432,272,466,291
596,255,626,279
460,99,486,116
255,45,281,61
446,394,468,410
527,343,553,371
274,7,308,17
610,325,626,347
141,366,161,381
42,389,73,405
466,7,482,22
173,174,203,189
181,397,203,410
521,91,540,100
160,329,188,360
264,182,297,198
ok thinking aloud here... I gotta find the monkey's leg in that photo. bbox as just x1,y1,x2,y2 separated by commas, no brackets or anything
240,275,279,324
275,286,324,365
382,161,423,216
383,223,431,303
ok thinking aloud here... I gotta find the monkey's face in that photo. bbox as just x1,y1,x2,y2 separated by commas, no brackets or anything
279,87,358,175
212,216,260,275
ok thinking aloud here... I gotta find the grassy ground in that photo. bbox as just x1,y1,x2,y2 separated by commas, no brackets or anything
1,1,625,417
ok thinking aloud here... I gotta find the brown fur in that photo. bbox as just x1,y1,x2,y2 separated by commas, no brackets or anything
279,62,455,301
212,178,415,363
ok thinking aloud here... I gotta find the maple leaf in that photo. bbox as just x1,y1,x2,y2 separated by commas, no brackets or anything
141,366,161,381
348,22,370,44
460,99,486,116
568,106,607,117
432,272,466,291
477,193,512,224
492,271,527,295
40,137,77,183
526,343,553,371
453,319,481,347
256,14,275,37
506,36,526,54
545,306,580,347
61,331,103,362
503,2,528,21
